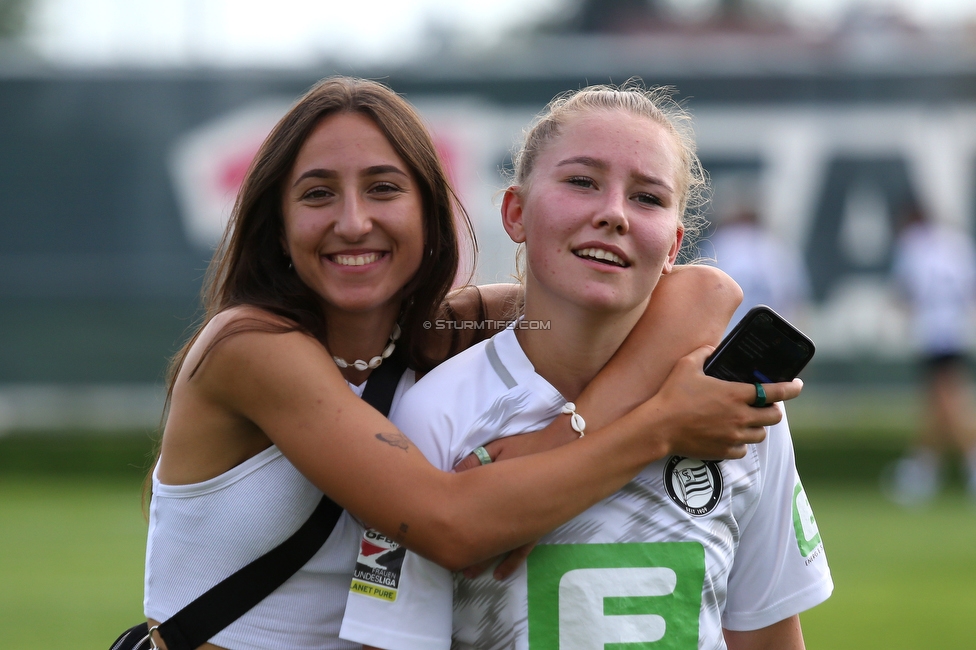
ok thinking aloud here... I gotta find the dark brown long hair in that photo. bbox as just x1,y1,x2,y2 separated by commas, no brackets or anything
169,76,474,397
143,78,473,510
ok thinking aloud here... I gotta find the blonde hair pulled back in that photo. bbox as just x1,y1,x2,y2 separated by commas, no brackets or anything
510,80,708,248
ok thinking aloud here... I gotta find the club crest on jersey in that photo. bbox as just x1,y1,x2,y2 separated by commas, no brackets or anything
664,456,723,516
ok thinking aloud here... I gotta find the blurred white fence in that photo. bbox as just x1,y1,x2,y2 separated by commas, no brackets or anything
0,384,165,434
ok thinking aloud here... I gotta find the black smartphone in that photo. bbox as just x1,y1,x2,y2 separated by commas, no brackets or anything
703,305,815,384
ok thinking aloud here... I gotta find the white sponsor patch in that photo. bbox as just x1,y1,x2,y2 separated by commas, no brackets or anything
349,528,405,602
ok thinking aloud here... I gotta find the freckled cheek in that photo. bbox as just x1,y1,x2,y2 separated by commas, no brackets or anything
635,225,679,260
525,246,562,278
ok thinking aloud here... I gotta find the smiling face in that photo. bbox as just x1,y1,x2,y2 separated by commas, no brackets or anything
502,108,684,317
281,111,425,317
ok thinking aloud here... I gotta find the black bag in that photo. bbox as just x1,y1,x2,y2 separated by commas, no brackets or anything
110,622,152,650
110,353,406,650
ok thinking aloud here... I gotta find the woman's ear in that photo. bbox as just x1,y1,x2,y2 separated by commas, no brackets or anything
500,186,527,244
662,225,684,275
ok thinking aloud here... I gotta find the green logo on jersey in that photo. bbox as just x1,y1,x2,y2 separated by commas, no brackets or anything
792,481,822,557
526,542,704,649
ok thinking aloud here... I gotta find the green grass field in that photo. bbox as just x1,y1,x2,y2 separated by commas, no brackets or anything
800,487,976,649
1,432,975,649
0,476,146,650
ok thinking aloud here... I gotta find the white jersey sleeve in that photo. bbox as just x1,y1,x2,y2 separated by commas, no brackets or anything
340,341,501,650
338,541,453,650
722,411,833,631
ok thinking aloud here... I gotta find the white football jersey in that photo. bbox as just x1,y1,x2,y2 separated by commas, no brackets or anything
340,327,832,650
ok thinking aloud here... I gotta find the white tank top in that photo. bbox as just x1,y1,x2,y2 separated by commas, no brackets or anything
145,372,414,650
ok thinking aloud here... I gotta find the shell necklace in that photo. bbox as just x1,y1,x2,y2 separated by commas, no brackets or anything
333,324,401,371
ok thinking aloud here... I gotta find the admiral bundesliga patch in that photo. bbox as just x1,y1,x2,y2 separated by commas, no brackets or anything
350,528,406,602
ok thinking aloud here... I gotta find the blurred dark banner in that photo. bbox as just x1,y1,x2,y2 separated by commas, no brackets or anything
2,44,975,392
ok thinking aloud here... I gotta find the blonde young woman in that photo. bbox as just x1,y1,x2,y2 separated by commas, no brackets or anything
142,77,800,649
340,84,830,650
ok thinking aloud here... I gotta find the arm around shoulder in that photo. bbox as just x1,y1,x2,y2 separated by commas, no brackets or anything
173,309,680,571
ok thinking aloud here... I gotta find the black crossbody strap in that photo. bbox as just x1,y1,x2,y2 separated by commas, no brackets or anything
360,348,407,417
157,351,408,650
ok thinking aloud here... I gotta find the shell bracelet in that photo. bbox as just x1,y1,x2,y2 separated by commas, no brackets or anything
561,402,586,437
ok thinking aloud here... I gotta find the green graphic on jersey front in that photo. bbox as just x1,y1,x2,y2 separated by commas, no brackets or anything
792,481,822,557
527,542,705,649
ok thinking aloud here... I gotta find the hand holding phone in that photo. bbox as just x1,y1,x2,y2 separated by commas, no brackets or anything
703,305,815,384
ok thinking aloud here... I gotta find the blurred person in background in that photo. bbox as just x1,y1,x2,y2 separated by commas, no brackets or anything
705,172,810,331
140,76,799,650
886,200,976,505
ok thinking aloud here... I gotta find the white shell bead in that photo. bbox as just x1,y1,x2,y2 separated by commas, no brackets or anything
570,413,586,435
332,323,401,372
561,402,586,437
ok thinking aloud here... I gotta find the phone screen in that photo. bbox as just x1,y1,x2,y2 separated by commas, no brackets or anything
704,306,815,384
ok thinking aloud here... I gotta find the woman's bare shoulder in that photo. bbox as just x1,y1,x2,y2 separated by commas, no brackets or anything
201,305,310,347
203,304,298,336
162,306,342,484
181,305,321,383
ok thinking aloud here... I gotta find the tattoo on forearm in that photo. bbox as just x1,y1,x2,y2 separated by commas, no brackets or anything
396,522,409,543
376,432,409,451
